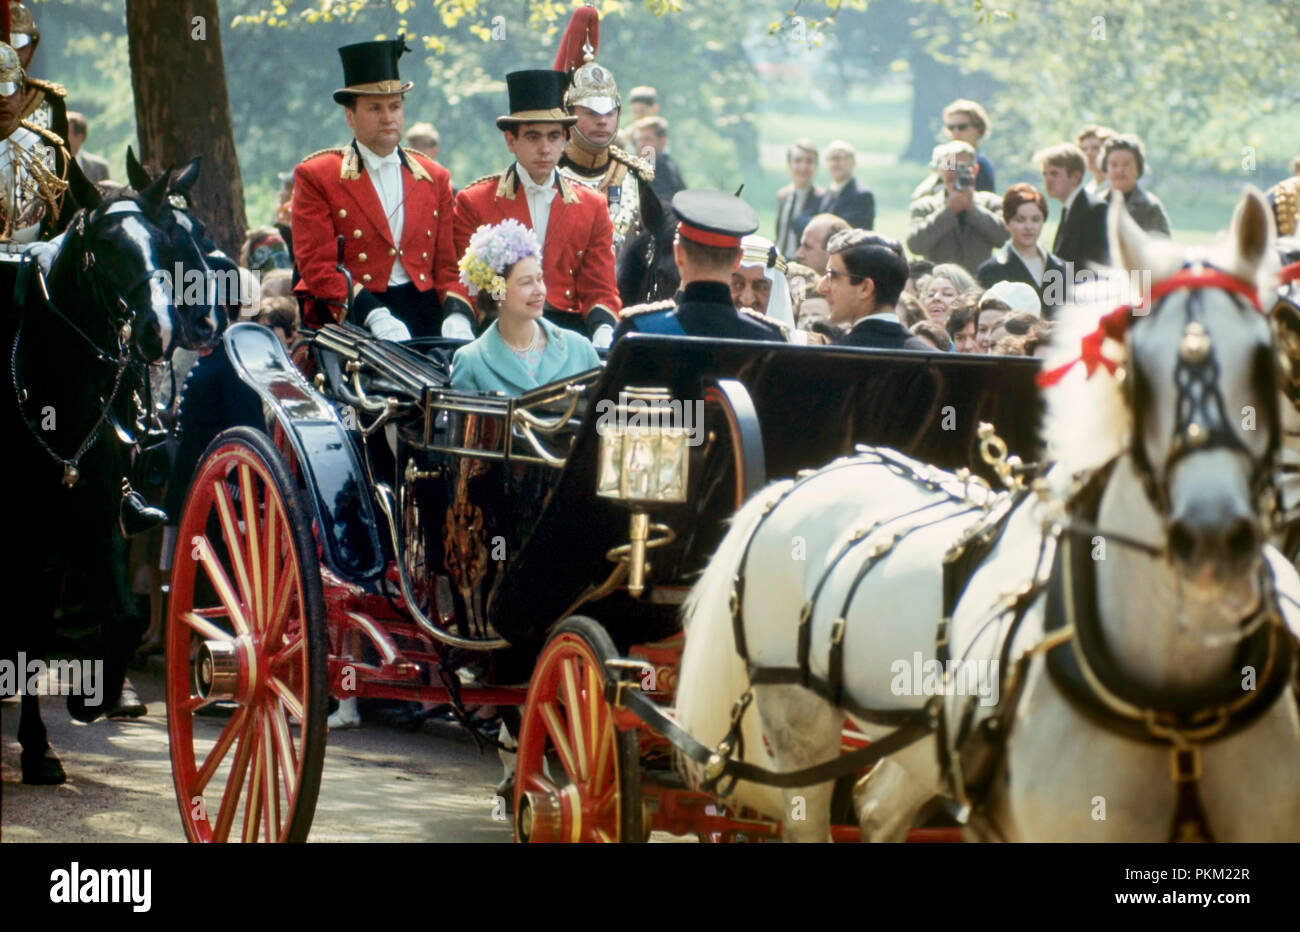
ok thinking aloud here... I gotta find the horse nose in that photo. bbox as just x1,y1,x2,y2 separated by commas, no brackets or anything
135,314,165,363
1167,509,1260,570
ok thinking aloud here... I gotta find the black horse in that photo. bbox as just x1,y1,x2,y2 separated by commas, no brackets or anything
3,167,219,784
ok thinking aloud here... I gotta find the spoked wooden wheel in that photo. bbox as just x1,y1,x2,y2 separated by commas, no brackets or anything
167,427,327,842
515,616,644,843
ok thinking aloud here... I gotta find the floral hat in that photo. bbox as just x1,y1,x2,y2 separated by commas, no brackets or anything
458,219,543,302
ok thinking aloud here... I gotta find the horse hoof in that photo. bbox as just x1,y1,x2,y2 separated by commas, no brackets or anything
21,752,67,785
66,692,106,723
106,681,147,719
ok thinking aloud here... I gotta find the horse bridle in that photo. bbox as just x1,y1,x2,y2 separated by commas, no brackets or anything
11,201,178,486
1125,264,1279,518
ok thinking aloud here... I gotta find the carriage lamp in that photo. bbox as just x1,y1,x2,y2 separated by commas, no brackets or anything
595,388,690,504
595,388,689,596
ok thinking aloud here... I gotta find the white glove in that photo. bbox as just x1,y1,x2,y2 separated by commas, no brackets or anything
364,307,411,342
25,235,62,275
441,313,475,340
591,324,614,350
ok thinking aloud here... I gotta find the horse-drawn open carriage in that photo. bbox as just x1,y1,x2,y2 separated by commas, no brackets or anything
164,315,1041,843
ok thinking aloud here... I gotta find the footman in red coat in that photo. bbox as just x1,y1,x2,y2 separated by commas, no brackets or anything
291,36,471,338
452,69,621,348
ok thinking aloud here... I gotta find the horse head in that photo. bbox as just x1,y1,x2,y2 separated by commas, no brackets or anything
1114,189,1279,598
50,168,219,363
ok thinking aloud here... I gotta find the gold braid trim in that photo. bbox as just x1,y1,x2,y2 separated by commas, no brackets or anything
399,147,433,183
610,145,656,184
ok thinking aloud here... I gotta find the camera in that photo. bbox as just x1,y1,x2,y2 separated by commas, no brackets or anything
954,162,974,191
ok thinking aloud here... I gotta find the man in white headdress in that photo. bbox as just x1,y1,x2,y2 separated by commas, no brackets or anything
732,233,795,333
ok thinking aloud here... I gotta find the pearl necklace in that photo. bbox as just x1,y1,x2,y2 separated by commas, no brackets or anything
502,322,542,354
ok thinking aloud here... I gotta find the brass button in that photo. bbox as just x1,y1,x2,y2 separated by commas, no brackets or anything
565,289,572,297
362,273,372,283
358,252,367,262
426,229,431,237
338,208,347,218
577,250,584,258
353,229,362,239
399,249,404,256
422,252,428,260
419,273,427,281
388,248,396,257
433,210,438,217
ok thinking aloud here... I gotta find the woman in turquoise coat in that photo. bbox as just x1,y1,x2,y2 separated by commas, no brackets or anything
451,220,601,395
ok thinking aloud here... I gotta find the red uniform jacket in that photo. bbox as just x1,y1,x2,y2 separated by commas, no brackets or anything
292,142,466,327
452,164,620,328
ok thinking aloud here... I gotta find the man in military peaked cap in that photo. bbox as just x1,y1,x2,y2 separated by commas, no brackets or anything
613,189,788,342
451,69,621,347
291,36,464,338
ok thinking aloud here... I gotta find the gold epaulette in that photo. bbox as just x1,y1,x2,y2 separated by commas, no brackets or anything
620,299,676,318
299,146,348,164
20,119,69,152
399,146,433,183
467,172,503,189
609,145,655,183
26,77,67,98
739,307,788,334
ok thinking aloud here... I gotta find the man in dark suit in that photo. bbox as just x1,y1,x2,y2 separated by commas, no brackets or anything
1036,142,1109,276
817,229,929,351
775,138,823,257
819,140,874,229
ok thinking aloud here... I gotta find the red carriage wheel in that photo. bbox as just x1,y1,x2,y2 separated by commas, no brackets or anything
166,427,328,842
515,617,645,843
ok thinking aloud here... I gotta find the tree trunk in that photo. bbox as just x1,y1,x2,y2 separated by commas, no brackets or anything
126,0,245,258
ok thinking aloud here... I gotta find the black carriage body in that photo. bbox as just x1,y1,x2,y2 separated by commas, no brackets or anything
225,322,1041,653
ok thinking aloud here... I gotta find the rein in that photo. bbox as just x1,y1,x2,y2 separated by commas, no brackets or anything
11,204,154,487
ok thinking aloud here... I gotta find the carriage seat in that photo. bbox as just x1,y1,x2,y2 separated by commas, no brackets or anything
311,323,456,403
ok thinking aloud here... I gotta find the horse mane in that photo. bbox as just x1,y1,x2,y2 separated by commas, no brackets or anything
1039,271,1138,476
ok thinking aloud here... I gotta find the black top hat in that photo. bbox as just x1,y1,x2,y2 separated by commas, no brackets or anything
496,70,577,131
333,36,414,105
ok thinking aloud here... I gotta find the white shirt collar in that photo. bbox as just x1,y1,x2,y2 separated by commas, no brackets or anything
356,140,400,171
860,310,900,325
517,164,556,196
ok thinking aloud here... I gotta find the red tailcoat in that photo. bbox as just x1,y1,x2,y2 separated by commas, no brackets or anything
292,142,467,326
451,164,620,326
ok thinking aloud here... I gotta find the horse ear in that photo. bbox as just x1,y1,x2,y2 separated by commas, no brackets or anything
139,167,172,213
125,146,152,192
1229,186,1275,275
1109,190,1181,282
1109,190,1150,275
170,156,201,197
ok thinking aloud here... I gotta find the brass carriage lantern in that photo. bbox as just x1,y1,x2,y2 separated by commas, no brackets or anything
595,387,689,596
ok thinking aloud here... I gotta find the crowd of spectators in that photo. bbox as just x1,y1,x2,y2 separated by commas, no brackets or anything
757,98,1198,356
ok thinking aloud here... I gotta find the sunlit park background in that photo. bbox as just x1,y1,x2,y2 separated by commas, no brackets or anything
41,0,1300,256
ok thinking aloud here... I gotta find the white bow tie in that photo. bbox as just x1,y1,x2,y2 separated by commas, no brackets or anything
520,171,554,197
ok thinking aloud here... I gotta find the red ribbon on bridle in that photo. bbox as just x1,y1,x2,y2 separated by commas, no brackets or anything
1036,267,1262,388
1280,261,1300,287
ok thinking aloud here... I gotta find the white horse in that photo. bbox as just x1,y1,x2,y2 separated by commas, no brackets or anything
675,189,1300,841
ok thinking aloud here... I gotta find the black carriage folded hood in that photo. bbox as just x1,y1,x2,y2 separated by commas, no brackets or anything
486,335,1042,646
